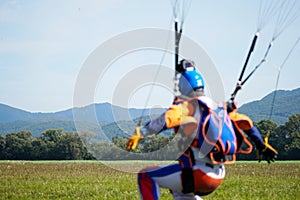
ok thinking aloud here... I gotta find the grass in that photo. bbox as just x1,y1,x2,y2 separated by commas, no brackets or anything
0,160,299,199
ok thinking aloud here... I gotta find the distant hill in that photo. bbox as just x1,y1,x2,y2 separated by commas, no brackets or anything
0,88,299,136
0,118,96,137
0,104,56,122
0,102,166,123
239,88,300,124
0,116,160,139
0,103,165,137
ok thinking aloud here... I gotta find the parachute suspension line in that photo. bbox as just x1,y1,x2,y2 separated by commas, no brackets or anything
230,32,259,101
171,0,192,25
230,0,279,101
231,0,299,101
171,0,192,96
241,41,272,86
136,0,192,125
180,0,192,25
272,0,300,41
269,35,300,121
137,15,175,124
134,0,192,128
243,0,300,87
257,0,281,32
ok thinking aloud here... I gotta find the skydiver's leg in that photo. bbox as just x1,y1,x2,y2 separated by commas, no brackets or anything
192,162,225,195
138,164,182,200
137,162,225,199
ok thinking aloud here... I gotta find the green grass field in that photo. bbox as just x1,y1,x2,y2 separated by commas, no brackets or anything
0,160,299,200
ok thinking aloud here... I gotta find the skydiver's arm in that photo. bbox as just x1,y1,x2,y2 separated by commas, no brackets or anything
244,126,265,149
141,101,196,137
142,114,169,136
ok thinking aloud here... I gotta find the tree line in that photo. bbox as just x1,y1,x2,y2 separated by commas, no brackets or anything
0,114,299,160
0,129,94,160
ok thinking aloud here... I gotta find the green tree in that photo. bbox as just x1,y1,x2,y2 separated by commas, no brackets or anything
57,132,86,160
142,135,170,153
255,119,279,156
255,119,277,137
41,129,63,159
78,130,96,146
112,136,128,151
0,133,5,159
4,131,33,159
31,137,48,160
89,141,113,160
283,114,300,157
274,125,290,159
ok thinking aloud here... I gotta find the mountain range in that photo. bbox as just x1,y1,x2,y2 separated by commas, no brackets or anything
238,88,300,124
0,102,164,123
0,102,165,137
0,88,299,137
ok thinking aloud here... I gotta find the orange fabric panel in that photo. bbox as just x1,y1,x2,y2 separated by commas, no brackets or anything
231,120,253,154
165,101,196,131
182,117,198,136
165,104,182,128
229,111,253,131
193,169,223,194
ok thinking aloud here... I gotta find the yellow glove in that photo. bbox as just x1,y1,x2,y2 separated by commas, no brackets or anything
257,131,278,163
126,125,144,151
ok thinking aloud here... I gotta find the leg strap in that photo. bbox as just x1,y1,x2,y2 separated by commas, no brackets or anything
178,148,195,194
181,168,194,193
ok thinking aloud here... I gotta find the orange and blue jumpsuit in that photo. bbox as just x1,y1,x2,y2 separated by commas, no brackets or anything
137,96,264,200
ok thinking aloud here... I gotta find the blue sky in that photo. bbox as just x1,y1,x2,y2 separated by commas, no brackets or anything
0,0,299,112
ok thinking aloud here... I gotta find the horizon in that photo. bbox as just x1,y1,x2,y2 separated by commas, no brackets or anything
1,87,299,113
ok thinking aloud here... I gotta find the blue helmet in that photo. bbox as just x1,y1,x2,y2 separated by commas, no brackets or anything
179,67,205,96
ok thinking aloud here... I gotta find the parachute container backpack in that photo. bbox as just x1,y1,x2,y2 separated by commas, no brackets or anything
194,98,252,164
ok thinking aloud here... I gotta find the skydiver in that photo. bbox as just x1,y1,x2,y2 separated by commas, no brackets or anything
127,59,278,200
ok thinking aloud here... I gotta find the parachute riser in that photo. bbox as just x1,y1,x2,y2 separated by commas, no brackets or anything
231,0,300,102
174,18,183,96
239,32,259,82
230,32,259,101
230,37,274,102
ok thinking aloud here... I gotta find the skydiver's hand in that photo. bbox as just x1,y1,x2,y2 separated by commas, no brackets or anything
257,143,278,164
226,100,237,113
126,125,144,151
257,132,278,163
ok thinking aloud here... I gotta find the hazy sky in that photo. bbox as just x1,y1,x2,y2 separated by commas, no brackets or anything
0,0,299,112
